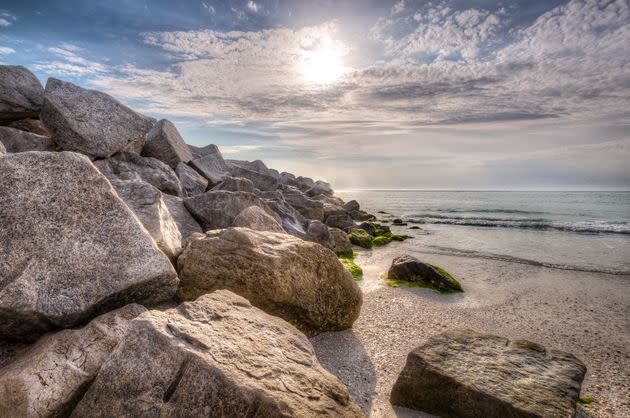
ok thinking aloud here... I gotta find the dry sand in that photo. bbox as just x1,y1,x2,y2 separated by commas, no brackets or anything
311,226,630,418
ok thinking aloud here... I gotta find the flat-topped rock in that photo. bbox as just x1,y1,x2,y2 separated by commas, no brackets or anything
0,126,55,153
40,78,154,158
0,65,44,123
72,291,364,417
177,228,362,336
0,151,178,341
142,119,193,169
391,329,587,418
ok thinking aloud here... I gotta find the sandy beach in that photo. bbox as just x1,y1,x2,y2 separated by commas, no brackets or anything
311,224,630,418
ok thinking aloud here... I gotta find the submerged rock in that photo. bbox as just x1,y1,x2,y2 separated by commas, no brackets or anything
177,228,362,335
387,255,462,292
41,78,154,158
175,162,208,197
142,119,193,169
232,205,284,232
0,151,178,341
0,126,55,153
0,304,146,417
72,291,364,417
390,329,587,418
0,65,44,123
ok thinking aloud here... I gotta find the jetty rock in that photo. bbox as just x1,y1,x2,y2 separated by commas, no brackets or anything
71,291,365,417
0,126,55,153
0,65,44,123
175,161,208,197
142,119,193,169
177,227,362,335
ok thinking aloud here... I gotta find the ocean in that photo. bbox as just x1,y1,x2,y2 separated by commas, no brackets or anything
335,190,630,276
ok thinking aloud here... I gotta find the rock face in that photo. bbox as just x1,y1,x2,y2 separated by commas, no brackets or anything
0,126,55,153
184,190,279,231
175,162,208,197
343,199,360,212
390,329,587,418
232,205,285,232
72,291,364,417
177,228,362,335
228,165,278,191
211,176,255,193
387,255,462,292
0,141,5,155
330,228,353,256
94,152,182,197
109,179,182,260
0,151,178,341
40,78,154,158
0,66,44,123
306,220,335,250
162,194,203,245
0,304,146,417
189,146,230,185
7,118,51,136
282,186,325,221
306,180,333,197
262,195,309,237
142,119,193,169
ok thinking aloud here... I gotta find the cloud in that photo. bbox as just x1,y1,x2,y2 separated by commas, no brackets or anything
0,46,15,54
246,1,259,13
0,11,16,27
33,44,107,76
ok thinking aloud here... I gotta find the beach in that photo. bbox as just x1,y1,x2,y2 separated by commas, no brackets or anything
311,224,630,417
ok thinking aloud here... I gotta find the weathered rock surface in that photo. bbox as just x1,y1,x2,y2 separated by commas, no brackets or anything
228,164,279,191
390,329,587,418
343,199,360,212
40,78,154,158
0,66,44,123
6,118,51,136
211,176,255,193
306,180,333,197
94,152,182,197
282,185,325,221
184,190,279,231
188,143,220,159
232,205,284,232
72,291,364,417
175,162,208,197
0,141,5,155
262,194,310,237
0,151,178,341
387,255,462,292
177,228,362,335
109,179,182,260
162,194,203,245
227,159,278,178
326,213,355,229
349,209,377,221
142,119,193,169
0,126,55,153
189,146,229,185
330,228,353,256
296,175,315,191
0,304,146,418
306,220,335,250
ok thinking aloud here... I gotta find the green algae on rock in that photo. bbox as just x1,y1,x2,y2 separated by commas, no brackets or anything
386,255,463,293
339,256,363,281
348,229,374,248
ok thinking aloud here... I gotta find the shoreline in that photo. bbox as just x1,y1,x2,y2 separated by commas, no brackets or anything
311,226,630,418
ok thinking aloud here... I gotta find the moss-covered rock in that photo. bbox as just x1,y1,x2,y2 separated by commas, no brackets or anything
373,235,392,246
348,210,376,222
386,255,463,293
339,256,363,281
358,222,390,237
348,229,374,248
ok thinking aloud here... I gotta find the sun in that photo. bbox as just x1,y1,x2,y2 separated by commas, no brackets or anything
301,38,346,85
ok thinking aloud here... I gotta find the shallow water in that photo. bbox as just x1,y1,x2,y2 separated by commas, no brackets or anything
336,190,630,275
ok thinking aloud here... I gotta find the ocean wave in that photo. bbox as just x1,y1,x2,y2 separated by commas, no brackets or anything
408,215,630,235
434,208,547,215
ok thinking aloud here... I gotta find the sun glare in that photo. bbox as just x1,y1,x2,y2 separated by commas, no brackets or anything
302,38,346,85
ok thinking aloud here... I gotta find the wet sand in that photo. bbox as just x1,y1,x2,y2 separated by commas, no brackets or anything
311,225,630,418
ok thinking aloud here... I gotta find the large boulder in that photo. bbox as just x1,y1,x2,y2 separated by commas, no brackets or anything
343,199,360,212
0,304,146,417
306,220,335,250
211,176,255,193
142,119,193,169
6,118,51,136
226,158,277,177
306,180,333,197
72,291,364,417
0,126,55,153
387,255,462,292
177,228,362,335
281,185,325,221
0,151,178,341
184,190,279,231
330,228,353,256
94,151,182,197
232,205,284,232
227,164,279,191
40,78,154,158
390,329,587,418
189,145,230,185
162,194,204,245
188,143,220,159
0,65,44,123
261,194,309,237
279,171,298,186
296,175,315,191
109,179,182,260
175,162,208,197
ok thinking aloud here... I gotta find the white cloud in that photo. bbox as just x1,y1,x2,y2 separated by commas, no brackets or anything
391,0,405,15
0,11,16,27
247,1,259,13
34,44,107,76
0,46,15,54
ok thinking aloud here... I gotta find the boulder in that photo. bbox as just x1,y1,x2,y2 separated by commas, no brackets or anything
94,152,182,197
306,180,333,197
72,291,364,417
0,304,146,417
175,162,208,197
349,209,377,222
40,78,154,158
184,190,279,231
359,222,390,237
343,199,360,212
162,194,204,245
262,196,310,237
226,158,278,178
0,65,44,123
312,193,346,206
177,228,362,335
211,176,255,193
330,228,353,256
279,171,298,186
189,145,229,185
347,229,374,249
390,329,587,418
387,255,462,292
0,126,55,153
306,220,335,250
326,213,355,229
281,185,325,221
296,175,315,191
109,179,182,260
188,143,220,159
0,151,178,341
142,119,192,169
228,165,278,191
232,205,284,232
6,118,51,136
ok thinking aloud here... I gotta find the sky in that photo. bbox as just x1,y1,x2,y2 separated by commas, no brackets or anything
1,0,629,190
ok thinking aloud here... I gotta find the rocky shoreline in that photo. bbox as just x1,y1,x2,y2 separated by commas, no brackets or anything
0,65,595,417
